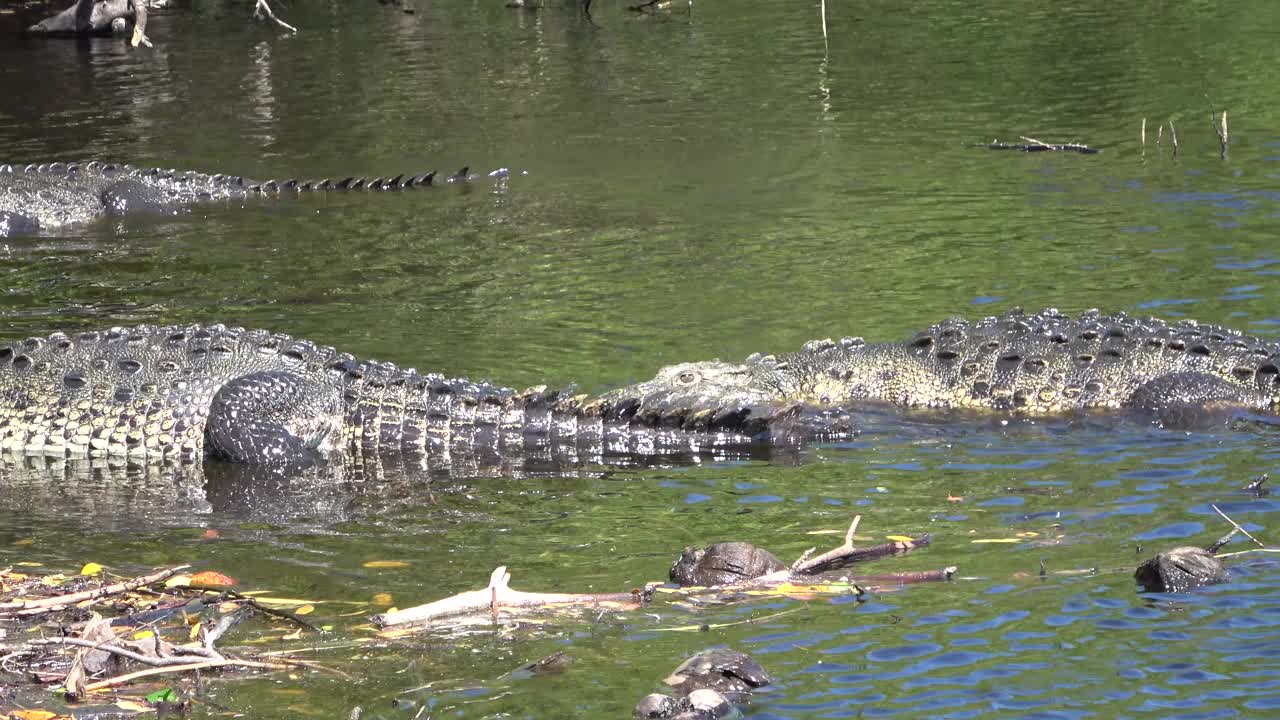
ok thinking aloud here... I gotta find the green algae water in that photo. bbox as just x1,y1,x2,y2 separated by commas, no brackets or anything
2,1,1280,717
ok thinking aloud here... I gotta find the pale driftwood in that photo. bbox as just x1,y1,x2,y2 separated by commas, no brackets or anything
0,565,190,616
370,566,650,628
254,0,298,34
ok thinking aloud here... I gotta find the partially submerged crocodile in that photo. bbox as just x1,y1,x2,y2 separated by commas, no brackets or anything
3,309,1276,468
0,161,499,237
591,308,1280,431
0,323,847,465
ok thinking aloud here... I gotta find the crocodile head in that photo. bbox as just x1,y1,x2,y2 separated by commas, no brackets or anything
586,360,828,437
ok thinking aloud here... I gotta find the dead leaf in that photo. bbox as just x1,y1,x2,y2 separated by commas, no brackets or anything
371,593,394,606
164,574,192,588
282,628,303,641
189,571,236,586
294,605,315,615
80,612,118,674
115,699,152,712
947,495,964,503
203,529,220,539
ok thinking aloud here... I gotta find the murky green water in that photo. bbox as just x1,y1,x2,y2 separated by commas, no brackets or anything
2,1,1280,717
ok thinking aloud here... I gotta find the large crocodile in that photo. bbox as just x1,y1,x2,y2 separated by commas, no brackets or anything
0,323,850,466
590,308,1280,430
0,161,497,237
3,309,1275,469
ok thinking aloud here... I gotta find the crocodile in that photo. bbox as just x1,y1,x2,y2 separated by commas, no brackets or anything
590,308,1280,431
0,323,852,466
0,161,500,237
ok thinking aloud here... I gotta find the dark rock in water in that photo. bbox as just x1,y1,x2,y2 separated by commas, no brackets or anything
1134,546,1230,593
664,647,772,701
635,693,679,718
670,542,785,586
635,689,733,720
683,689,733,718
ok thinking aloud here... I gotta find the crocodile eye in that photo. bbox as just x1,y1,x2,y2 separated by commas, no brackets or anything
677,371,699,385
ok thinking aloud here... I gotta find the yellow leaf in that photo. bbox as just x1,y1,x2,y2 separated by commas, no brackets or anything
320,625,334,632
362,560,411,569
115,700,152,712
164,574,192,588
371,593,394,606
16,561,43,566
9,710,58,720
886,535,915,542
971,538,1022,544
13,538,35,546
131,629,155,641
189,622,202,641
80,562,104,576
293,605,315,615
282,628,303,641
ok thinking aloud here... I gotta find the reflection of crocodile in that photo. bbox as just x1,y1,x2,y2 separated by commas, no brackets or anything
592,308,1280,430
0,324,851,465
0,161,496,237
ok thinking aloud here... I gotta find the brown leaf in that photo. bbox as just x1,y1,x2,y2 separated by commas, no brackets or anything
79,612,118,675
188,571,236,586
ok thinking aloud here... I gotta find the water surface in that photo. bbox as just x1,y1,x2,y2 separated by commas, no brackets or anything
1,1,1279,717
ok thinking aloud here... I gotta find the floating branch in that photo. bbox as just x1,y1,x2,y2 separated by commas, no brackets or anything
374,516,952,630
0,564,190,617
371,566,654,628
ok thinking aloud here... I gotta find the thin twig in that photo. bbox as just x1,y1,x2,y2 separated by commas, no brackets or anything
1141,117,1146,157
1211,504,1266,548
30,637,206,668
82,659,291,693
1169,120,1179,156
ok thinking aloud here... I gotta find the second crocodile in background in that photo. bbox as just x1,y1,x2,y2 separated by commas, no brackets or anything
0,161,504,237
592,308,1280,431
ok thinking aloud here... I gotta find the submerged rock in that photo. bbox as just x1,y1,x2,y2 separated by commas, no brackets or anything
635,693,679,718
637,648,772,719
669,542,785,587
1134,546,1229,593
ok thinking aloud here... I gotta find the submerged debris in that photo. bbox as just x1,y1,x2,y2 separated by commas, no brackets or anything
635,648,772,719
979,136,1099,154
1135,546,1230,593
